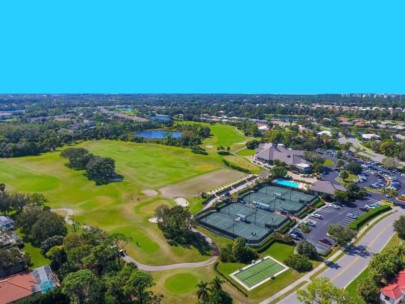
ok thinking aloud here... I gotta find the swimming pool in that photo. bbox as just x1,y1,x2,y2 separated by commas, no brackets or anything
274,179,299,189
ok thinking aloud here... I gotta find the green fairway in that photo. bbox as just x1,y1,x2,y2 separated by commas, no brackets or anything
164,273,199,294
0,140,228,265
224,155,261,173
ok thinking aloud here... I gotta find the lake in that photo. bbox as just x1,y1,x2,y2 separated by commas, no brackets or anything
135,130,182,139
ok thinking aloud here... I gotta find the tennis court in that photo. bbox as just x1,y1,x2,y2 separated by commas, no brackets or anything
231,256,288,290
241,185,316,214
198,203,287,243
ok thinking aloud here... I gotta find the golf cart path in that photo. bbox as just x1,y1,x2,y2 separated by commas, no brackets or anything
52,208,74,225
53,208,219,271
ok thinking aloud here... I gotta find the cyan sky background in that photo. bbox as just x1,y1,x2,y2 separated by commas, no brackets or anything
0,1,404,93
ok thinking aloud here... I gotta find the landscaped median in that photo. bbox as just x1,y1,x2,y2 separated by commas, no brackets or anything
348,205,391,230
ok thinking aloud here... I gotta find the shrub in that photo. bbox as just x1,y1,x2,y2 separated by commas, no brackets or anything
348,205,391,230
284,254,312,272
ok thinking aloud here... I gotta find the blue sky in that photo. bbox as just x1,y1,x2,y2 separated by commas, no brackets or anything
0,0,404,93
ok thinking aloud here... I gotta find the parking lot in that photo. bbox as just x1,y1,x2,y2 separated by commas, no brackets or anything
291,152,405,254
291,202,370,254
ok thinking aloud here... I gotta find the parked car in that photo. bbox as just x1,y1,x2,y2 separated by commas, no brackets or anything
328,203,340,209
359,207,369,212
306,219,317,227
347,213,358,219
311,213,323,219
319,238,333,246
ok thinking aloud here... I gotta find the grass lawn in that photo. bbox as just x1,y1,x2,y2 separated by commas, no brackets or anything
0,140,230,265
324,159,334,167
236,149,256,156
345,233,400,304
15,229,50,269
150,266,216,303
224,155,261,174
336,173,357,184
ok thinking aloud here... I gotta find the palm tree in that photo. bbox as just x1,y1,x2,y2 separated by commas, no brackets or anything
196,281,211,304
210,276,224,292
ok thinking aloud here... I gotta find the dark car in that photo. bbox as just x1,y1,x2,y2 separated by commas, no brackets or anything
319,238,333,246
359,207,368,212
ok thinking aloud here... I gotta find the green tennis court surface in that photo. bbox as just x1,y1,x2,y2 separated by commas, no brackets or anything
231,256,288,290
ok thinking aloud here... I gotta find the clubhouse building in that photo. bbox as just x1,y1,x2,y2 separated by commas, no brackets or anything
255,143,310,173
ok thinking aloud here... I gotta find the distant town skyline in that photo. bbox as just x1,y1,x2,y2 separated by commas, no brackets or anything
0,1,404,93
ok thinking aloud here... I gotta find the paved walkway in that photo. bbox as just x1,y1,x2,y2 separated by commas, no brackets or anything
261,209,403,304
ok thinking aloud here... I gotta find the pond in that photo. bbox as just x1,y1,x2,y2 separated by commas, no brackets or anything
135,130,182,139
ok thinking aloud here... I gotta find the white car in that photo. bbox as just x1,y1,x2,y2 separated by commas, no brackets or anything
328,203,340,209
311,213,323,219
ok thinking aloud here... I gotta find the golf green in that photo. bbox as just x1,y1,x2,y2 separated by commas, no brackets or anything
164,273,198,294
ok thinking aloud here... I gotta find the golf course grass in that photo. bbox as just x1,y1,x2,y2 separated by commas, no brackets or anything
0,140,230,265
164,273,199,294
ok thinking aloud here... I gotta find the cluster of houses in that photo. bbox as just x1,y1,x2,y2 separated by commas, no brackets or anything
0,215,57,303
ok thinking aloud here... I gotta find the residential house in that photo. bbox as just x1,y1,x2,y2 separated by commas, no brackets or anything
0,265,57,304
362,133,380,141
380,269,405,304
394,134,405,142
317,130,332,137
0,216,14,230
255,143,310,173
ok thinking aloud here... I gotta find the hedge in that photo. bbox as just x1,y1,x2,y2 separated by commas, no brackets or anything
348,205,391,230
223,159,251,174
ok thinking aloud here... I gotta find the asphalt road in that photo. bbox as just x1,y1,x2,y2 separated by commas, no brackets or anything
276,209,404,304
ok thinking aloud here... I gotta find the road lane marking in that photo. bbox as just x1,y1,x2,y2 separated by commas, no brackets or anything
329,221,392,283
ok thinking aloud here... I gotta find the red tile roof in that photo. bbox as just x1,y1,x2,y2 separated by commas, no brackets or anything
380,270,405,300
0,272,35,304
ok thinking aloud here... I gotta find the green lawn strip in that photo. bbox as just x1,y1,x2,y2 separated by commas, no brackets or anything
224,155,261,174
237,149,257,156
345,234,400,304
323,159,334,166
365,187,382,194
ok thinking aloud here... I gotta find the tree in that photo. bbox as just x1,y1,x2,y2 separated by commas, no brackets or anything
339,171,349,181
379,140,397,157
60,148,93,170
296,241,319,260
85,156,116,185
297,277,356,304
231,238,258,263
123,271,159,304
394,215,405,239
345,162,362,174
357,277,381,304
271,166,287,179
196,281,211,304
62,269,104,304
0,183,5,192
334,190,349,204
327,224,356,246
284,254,312,272
29,211,67,245
155,205,194,245
368,247,403,283
382,157,399,169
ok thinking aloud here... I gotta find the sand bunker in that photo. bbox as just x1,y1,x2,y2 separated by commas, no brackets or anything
175,197,189,207
142,189,158,197
148,217,158,223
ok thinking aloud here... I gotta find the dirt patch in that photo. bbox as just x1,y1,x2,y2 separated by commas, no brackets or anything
142,189,158,197
175,198,189,207
159,169,245,198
